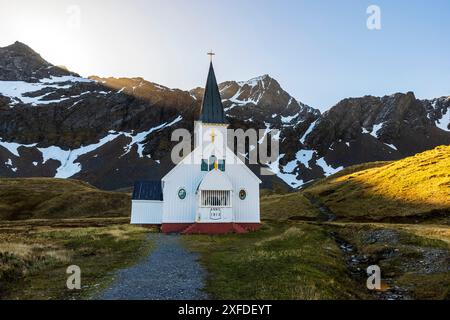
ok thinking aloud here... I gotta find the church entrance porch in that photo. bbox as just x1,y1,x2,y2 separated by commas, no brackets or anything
198,189,232,222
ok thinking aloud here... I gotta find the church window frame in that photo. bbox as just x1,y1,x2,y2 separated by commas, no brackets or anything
178,187,187,200
239,189,247,200
200,190,231,208
201,159,208,171
218,159,225,171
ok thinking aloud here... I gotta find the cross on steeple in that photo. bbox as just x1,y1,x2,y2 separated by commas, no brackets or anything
207,50,215,62
210,129,216,143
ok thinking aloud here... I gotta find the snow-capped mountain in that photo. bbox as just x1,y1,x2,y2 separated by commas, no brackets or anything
0,42,449,190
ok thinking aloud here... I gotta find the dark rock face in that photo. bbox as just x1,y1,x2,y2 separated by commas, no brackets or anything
0,41,78,82
304,93,450,171
0,42,449,190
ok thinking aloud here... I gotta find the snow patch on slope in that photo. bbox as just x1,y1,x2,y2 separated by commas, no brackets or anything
0,139,37,156
384,143,398,151
267,154,304,188
436,109,450,132
121,115,182,157
281,112,299,124
4,158,17,172
316,157,343,176
0,116,183,178
283,149,315,172
237,75,267,88
362,122,384,138
300,120,317,144
38,134,121,178
0,75,93,107
371,123,384,138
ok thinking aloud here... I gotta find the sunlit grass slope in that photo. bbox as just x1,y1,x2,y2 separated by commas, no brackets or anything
305,145,450,220
0,178,131,220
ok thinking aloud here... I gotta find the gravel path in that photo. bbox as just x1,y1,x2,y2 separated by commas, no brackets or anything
97,233,209,300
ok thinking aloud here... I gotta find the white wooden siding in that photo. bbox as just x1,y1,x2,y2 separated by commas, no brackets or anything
162,162,207,223
130,200,163,224
226,162,260,223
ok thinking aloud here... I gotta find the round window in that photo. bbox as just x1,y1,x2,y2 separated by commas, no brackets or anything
178,188,187,200
239,189,247,200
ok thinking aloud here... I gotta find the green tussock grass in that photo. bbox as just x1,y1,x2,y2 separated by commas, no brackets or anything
261,192,318,221
183,221,367,300
0,178,131,220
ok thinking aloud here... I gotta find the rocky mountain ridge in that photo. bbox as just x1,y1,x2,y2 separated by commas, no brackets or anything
0,42,449,190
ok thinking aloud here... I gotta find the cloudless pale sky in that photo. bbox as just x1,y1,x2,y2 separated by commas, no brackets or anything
1,0,449,111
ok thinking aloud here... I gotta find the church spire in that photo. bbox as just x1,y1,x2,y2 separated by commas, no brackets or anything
200,59,227,124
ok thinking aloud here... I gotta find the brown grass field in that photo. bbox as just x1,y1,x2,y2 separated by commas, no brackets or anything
0,218,153,299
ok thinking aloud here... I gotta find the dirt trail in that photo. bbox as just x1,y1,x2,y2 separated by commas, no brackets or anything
97,233,208,300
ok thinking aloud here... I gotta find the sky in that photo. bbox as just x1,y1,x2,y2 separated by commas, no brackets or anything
1,0,449,111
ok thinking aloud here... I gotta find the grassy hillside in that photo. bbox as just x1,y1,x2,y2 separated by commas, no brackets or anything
260,192,318,221
305,145,450,221
0,178,131,220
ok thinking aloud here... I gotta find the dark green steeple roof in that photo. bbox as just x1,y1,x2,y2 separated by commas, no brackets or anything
200,62,227,124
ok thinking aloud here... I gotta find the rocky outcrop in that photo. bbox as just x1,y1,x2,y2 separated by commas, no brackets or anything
0,41,78,82
303,92,450,170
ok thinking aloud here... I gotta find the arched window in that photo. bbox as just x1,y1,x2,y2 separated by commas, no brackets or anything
208,155,217,171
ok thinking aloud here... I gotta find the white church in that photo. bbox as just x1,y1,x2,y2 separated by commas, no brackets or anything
130,60,261,234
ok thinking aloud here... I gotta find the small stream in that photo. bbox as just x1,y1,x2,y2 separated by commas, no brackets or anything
331,231,410,300
305,194,409,300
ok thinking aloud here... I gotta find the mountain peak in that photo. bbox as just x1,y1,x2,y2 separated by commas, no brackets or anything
237,74,273,87
0,41,78,81
4,41,39,55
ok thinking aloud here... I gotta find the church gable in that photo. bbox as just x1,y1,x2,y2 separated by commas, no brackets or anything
225,147,262,184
